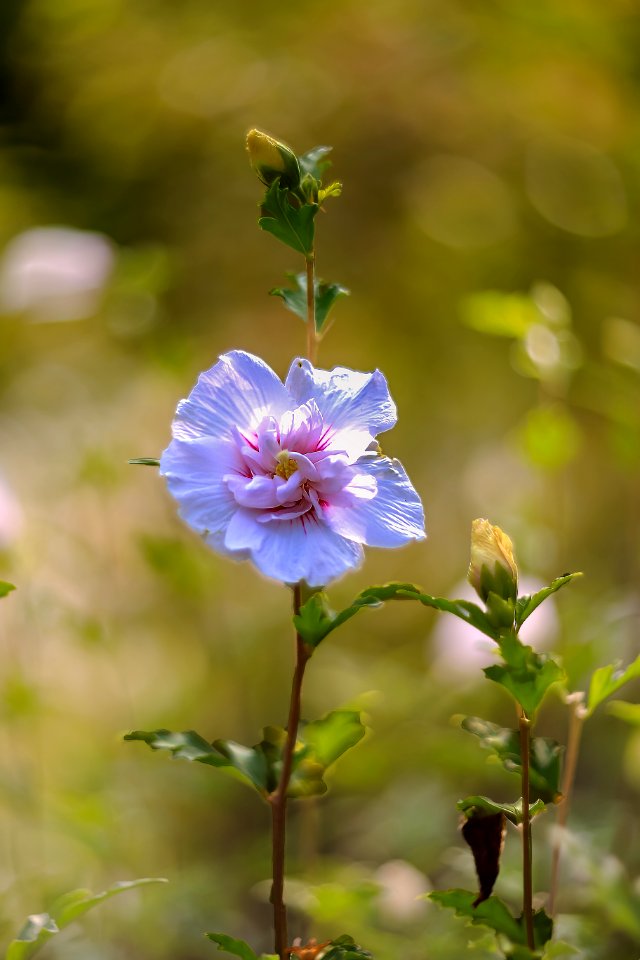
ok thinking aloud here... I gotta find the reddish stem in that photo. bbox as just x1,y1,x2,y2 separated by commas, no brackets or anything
270,584,311,960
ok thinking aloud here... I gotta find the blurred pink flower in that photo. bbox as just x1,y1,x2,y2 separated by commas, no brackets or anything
161,351,425,585
0,227,114,322
0,476,23,548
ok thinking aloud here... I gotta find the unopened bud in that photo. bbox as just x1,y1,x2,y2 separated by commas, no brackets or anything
246,128,301,190
468,518,518,604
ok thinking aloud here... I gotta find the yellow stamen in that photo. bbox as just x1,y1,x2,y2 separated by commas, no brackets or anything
275,450,298,480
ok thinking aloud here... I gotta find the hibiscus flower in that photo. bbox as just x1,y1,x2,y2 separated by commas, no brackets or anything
160,351,425,586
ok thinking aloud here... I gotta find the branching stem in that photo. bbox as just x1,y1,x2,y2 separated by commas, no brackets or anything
519,708,535,951
270,584,311,960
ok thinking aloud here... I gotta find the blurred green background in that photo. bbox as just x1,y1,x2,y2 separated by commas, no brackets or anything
0,0,639,957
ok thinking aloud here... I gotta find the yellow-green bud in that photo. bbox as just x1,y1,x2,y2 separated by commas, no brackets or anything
468,518,518,604
246,128,301,190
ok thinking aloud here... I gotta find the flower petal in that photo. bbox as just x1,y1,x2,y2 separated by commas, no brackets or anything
285,359,397,455
224,508,266,551
160,437,240,535
250,515,363,586
172,351,292,441
325,455,426,547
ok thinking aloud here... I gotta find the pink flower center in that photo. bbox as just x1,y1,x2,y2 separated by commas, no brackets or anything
223,400,375,524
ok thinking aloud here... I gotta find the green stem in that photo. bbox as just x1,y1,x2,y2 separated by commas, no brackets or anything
548,698,585,918
306,253,317,364
519,709,534,951
270,584,311,960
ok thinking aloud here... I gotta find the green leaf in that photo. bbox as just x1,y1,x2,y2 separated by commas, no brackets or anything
541,942,580,957
515,573,582,629
260,710,366,797
128,457,161,467
5,879,167,960
0,581,16,598
211,739,271,793
259,182,317,256
299,145,333,180
429,889,523,943
50,879,167,928
205,933,258,960
607,700,640,725
458,795,546,827
270,272,350,334
124,729,232,766
320,934,373,960
461,716,563,802
125,712,364,800
125,729,270,794
302,710,366,769
429,889,552,950
294,583,499,649
485,632,565,717
5,916,58,960
587,653,640,717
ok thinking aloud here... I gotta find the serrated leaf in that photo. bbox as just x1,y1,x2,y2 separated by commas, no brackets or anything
429,889,552,950
125,729,269,794
128,458,160,467
263,710,366,798
125,712,364,800
0,581,16,598
259,182,317,256
302,710,365,768
461,716,563,802
429,889,523,942
5,879,167,960
299,145,333,180
211,739,271,793
587,653,640,717
294,583,499,649
458,795,546,826
270,272,350,334
515,573,581,629
485,633,565,717
205,933,257,960
124,729,231,766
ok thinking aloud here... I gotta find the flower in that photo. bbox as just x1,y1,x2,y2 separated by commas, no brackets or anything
468,518,518,603
160,351,425,586
246,128,301,190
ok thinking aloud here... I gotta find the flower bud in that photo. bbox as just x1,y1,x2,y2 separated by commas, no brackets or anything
468,518,518,604
246,128,301,190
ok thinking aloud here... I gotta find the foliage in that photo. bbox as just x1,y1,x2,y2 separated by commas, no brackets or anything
125,710,365,799
461,717,562,802
259,183,318,257
270,273,350,335
586,653,640,717
5,879,167,960
429,889,552,952
484,633,565,718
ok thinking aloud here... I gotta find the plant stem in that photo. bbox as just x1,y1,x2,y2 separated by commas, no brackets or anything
519,708,535,951
270,584,311,960
548,698,586,918
306,253,317,364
